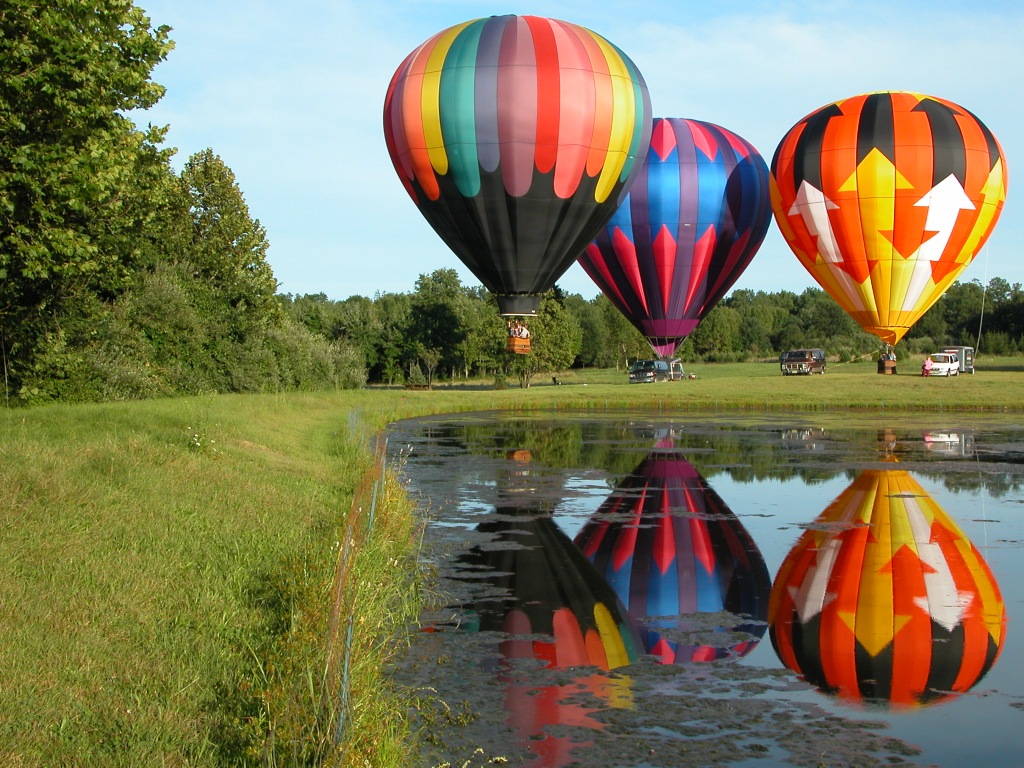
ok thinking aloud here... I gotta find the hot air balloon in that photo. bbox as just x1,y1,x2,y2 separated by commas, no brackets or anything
383,15,653,333
769,469,1006,708
579,118,773,358
575,449,771,663
771,91,1008,346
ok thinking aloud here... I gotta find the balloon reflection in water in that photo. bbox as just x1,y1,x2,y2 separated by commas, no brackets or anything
453,505,641,766
576,449,771,662
458,511,642,669
770,469,1006,708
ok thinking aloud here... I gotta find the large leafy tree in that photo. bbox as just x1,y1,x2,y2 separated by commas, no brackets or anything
592,293,648,368
179,149,278,322
0,0,172,392
371,291,411,384
689,304,742,359
407,268,469,379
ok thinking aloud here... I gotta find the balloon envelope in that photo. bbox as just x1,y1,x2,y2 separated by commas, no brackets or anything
771,91,1008,345
769,469,1006,708
580,118,772,356
384,15,653,316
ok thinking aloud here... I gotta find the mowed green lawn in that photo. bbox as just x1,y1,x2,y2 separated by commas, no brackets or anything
1,359,1021,766
436,357,1024,412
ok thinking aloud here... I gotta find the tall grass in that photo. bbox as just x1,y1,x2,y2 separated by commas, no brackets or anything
0,393,413,765
1,361,1022,765
256,439,423,766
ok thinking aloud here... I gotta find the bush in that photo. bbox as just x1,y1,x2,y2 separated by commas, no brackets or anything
330,339,368,389
406,364,426,387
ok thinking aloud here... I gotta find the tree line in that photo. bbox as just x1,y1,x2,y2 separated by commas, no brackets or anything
1,1,364,404
3,2,1022,403
279,271,1024,387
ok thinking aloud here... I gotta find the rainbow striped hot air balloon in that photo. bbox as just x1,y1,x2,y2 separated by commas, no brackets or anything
383,15,652,317
580,118,773,358
771,91,1008,346
769,469,1006,708
456,511,641,671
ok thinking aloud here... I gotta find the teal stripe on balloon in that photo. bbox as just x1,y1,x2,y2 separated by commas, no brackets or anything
622,53,648,183
439,21,485,197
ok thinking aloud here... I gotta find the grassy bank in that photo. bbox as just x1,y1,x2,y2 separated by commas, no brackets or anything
1,360,1021,765
0,393,423,766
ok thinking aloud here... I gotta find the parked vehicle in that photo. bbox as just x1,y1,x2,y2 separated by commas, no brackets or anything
628,358,685,383
780,349,826,375
922,352,959,376
943,346,975,374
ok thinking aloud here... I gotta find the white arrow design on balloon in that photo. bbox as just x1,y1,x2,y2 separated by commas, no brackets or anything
902,174,976,311
789,181,866,311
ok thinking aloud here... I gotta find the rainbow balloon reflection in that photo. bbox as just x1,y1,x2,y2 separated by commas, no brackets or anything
451,507,639,767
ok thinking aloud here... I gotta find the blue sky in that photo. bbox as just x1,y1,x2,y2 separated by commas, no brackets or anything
134,1,1023,301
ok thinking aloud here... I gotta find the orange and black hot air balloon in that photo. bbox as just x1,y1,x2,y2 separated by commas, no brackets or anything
769,469,1006,708
771,91,1007,346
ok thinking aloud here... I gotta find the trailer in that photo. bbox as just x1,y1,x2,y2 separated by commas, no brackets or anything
943,346,975,374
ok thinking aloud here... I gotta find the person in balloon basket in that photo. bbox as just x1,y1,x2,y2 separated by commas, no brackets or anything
922,357,934,376
508,321,530,339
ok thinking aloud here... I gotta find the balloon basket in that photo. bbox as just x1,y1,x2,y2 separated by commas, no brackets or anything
507,337,531,355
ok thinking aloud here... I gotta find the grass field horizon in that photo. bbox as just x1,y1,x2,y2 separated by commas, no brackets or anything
3,358,1022,766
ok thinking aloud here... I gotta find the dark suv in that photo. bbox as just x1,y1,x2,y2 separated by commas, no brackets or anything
628,358,685,383
780,349,826,375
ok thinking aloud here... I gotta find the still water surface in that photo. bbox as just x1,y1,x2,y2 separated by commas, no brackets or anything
386,412,1024,767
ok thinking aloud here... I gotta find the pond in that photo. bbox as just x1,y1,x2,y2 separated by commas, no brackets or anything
385,412,1024,767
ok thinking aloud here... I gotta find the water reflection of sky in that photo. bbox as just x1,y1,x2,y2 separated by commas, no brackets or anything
388,413,1024,768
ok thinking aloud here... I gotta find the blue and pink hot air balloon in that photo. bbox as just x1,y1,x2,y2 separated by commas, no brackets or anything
580,118,772,357
575,449,771,663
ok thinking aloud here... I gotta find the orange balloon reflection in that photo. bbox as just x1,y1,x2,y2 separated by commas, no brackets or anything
769,469,1006,708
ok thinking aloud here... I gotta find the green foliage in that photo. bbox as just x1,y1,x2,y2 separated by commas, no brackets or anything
0,1,173,390
0,5,362,404
506,291,583,388
690,304,742,359
277,276,1024,392
408,269,467,373
179,149,278,320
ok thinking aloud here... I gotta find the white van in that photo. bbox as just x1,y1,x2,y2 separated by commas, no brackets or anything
923,352,959,376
